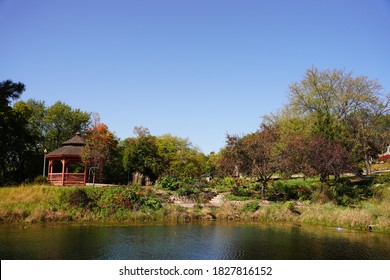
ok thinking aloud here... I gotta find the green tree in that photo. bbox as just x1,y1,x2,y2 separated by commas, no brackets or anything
0,80,37,184
123,127,162,182
44,101,90,150
25,99,46,147
283,67,389,174
123,128,209,184
156,134,207,178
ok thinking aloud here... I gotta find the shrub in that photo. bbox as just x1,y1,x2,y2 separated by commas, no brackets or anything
191,178,208,189
33,175,49,185
267,181,309,201
240,201,260,213
287,201,297,213
158,176,204,191
69,188,91,208
177,186,200,197
231,185,253,197
373,173,390,184
158,175,180,190
209,177,237,192
296,186,313,201
96,186,163,213
331,178,373,206
311,185,334,204
141,197,162,211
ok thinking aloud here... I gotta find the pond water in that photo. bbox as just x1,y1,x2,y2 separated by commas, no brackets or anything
1,222,389,259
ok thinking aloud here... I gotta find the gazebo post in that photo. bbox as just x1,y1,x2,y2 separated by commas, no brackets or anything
48,160,52,181
61,159,65,186
84,163,88,184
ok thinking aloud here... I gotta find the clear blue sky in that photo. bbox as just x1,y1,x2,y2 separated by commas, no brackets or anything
1,0,389,154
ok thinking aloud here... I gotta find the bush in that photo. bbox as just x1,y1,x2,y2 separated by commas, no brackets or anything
158,176,204,191
158,175,180,190
141,197,162,211
267,181,312,201
311,185,334,204
231,185,253,197
208,177,237,192
97,186,163,212
373,173,390,184
33,175,49,185
240,201,260,213
331,178,373,206
69,188,91,208
177,186,200,197
191,178,208,189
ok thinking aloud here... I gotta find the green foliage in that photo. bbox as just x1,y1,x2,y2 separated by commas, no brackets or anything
0,80,40,185
33,175,49,185
68,188,91,208
123,132,162,182
208,177,237,192
159,175,209,202
141,197,162,211
156,134,207,178
231,185,253,197
158,175,181,190
44,101,90,150
267,181,313,201
158,175,207,193
331,178,373,206
373,173,390,184
240,201,260,213
176,185,200,197
310,186,334,204
57,186,164,216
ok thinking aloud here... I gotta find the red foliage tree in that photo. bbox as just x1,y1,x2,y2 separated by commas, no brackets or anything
307,136,356,181
279,135,316,179
220,125,281,198
81,117,117,183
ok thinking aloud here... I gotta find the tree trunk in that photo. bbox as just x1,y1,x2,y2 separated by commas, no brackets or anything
364,151,371,175
261,181,268,200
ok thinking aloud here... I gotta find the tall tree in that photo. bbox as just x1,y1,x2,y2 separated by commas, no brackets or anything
0,80,35,184
220,125,281,198
279,135,315,179
123,127,162,182
307,136,355,181
156,134,207,178
287,67,389,174
81,116,118,183
25,99,46,151
44,101,90,150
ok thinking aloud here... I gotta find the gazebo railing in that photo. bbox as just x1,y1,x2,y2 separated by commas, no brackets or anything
48,173,85,185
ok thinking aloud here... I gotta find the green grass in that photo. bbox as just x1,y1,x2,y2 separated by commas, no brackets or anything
274,176,320,186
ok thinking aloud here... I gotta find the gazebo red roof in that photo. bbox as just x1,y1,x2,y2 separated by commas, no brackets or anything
46,133,85,158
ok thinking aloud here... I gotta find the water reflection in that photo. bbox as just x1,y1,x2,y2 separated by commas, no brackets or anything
0,223,389,259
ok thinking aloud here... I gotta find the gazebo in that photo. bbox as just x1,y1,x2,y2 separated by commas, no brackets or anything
46,132,87,186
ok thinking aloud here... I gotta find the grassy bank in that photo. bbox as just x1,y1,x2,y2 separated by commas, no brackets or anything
1,178,390,232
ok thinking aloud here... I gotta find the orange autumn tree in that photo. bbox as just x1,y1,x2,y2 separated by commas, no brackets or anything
81,117,118,184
